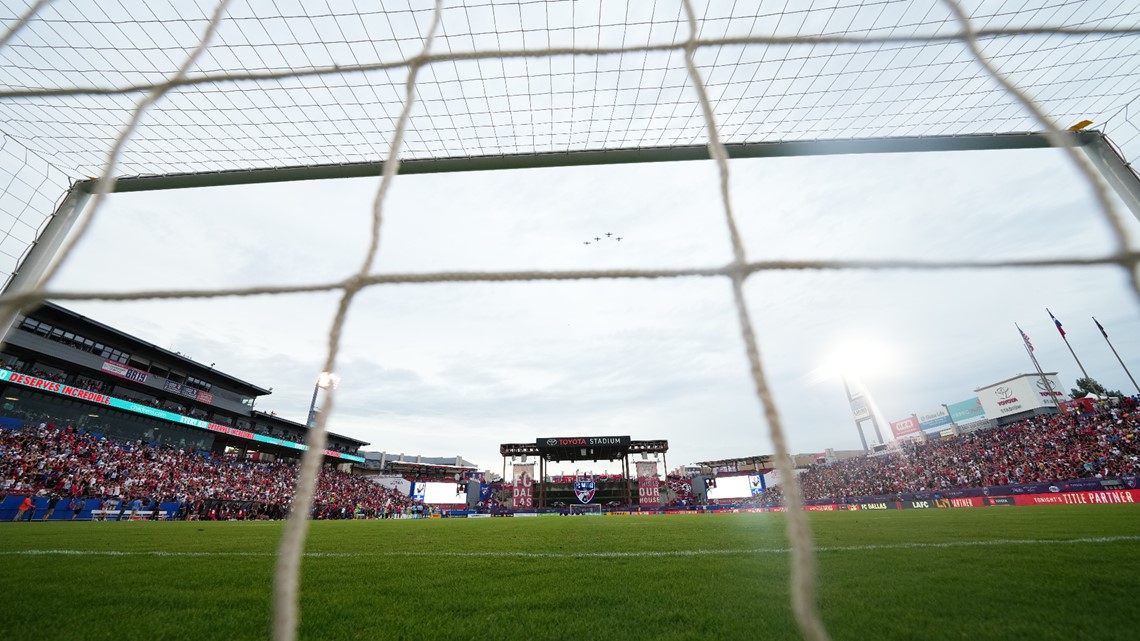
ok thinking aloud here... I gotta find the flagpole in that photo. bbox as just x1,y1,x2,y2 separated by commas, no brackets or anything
1094,317,1140,395
1048,309,1090,380
1017,323,1061,410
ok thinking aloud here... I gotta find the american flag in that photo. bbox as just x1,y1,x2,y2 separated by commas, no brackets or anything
1019,326,1034,352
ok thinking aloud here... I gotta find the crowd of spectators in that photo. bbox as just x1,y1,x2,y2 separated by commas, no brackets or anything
74,376,110,394
116,392,164,409
30,368,67,383
798,406,1140,501
664,475,694,507
0,419,415,520
7,404,1137,518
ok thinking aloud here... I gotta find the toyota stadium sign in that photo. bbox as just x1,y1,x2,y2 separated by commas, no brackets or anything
536,436,631,448
975,373,1067,417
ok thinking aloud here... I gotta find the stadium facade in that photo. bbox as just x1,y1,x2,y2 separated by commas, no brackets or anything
0,302,367,465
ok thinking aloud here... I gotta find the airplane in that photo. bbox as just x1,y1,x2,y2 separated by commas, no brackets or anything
605,232,612,237
594,237,600,241
584,241,591,245
615,237,623,241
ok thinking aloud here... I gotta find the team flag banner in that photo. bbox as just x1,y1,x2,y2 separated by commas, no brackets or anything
410,481,426,501
574,477,597,504
635,461,660,507
748,474,766,495
511,464,534,509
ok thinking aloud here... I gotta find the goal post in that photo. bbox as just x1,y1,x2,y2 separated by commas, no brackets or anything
569,504,603,516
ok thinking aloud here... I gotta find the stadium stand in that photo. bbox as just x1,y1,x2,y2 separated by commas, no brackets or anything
663,475,695,507
0,419,415,520
798,404,1140,502
0,302,369,463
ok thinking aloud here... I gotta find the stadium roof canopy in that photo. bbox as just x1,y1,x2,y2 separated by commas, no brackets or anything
249,410,369,447
359,451,478,473
694,454,774,470
381,460,477,477
2,1,1140,287
36,301,270,396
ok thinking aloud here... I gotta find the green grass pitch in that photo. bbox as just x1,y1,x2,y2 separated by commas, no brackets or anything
1,506,1137,641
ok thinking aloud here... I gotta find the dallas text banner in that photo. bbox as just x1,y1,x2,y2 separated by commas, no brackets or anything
511,464,534,509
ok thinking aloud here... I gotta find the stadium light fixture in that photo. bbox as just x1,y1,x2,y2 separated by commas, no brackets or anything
306,371,341,427
811,337,896,449
815,337,900,382
316,372,341,389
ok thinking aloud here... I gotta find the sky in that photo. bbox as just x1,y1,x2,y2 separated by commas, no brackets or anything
42,144,1140,475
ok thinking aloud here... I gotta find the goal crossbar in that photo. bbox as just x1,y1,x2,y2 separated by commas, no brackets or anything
93,131,1096,194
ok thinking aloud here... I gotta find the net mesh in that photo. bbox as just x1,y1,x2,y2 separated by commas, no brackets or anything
2,1,1140,641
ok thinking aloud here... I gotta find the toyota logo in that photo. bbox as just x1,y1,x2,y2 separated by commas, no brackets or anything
1035,378,1056,391
546,439,558,446
995,386,1013,399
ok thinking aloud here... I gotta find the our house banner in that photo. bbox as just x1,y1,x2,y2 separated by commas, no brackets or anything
635,461,660,507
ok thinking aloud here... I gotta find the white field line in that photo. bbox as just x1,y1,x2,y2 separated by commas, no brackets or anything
2,536,1138,559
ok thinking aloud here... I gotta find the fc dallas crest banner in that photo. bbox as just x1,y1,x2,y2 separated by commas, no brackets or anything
636,461,660,507
511,464,534,508
574,477,596,504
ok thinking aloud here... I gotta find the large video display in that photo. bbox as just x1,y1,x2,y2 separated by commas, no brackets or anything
415,481,467,505
706,474,765,500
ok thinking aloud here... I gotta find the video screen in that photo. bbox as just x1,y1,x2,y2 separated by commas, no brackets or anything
706,474,765,500
422,482,467,505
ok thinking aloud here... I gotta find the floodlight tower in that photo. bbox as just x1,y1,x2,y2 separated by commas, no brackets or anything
306,371,341,427
843,375,885,452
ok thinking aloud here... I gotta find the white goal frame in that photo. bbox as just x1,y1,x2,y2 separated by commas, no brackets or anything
570,503,603,516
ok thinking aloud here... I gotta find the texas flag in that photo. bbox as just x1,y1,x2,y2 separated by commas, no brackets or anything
1047,309,1066,338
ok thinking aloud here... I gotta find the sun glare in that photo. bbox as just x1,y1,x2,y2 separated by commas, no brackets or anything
814,337,901,384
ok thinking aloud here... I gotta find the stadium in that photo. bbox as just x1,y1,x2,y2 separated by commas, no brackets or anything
2,1,1140,640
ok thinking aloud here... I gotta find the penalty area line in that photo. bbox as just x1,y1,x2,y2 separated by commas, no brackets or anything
2,535,1139,559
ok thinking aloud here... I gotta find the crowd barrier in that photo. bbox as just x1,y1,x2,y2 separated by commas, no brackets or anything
0,495,182,521
801,475,1140,506
5,477,1137,521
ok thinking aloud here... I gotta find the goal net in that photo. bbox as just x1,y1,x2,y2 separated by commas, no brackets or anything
2,2,1140,641
570,503,603,516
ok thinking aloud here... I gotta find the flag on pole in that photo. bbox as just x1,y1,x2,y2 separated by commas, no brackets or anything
1047,309,1066,337
1018,325,1034,352
1093,317,1108,338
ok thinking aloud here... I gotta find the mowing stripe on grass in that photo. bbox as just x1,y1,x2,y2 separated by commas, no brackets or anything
3,535,1138,559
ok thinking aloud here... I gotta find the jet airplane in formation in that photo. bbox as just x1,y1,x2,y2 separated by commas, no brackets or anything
582,233,623,245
